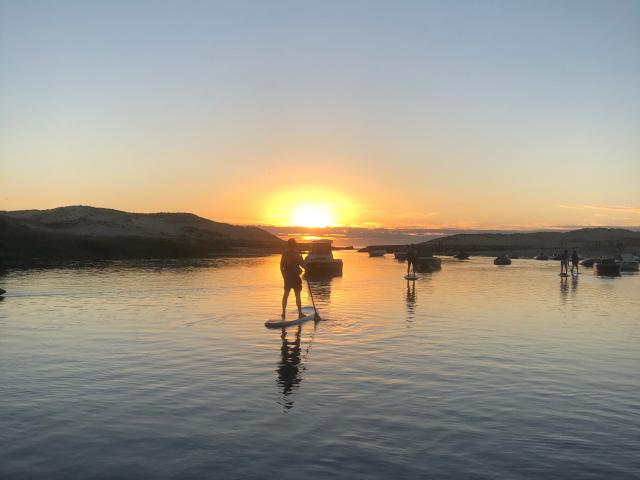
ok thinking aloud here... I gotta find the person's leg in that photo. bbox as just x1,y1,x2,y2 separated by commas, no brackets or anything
282,287,291,319
294,287,303,317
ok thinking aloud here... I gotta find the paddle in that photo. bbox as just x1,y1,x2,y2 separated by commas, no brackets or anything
305,277,321,321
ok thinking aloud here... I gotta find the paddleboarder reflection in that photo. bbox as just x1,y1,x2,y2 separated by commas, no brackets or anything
406,280,416,322
277,325,303,410
560,275,569,303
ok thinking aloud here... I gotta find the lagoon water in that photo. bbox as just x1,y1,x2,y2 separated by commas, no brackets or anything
1,252,639,479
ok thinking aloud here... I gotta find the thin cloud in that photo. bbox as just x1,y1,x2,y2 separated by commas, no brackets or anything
559,204,640,215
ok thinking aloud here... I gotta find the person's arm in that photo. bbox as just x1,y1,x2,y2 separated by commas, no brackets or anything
280,254,286,275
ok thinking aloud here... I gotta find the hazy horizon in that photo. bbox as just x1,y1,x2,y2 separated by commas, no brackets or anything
3,204,639,242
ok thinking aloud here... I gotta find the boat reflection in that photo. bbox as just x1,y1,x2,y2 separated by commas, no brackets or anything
303,273,335,303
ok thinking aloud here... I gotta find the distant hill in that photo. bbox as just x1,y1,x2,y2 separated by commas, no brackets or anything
417,228,640,257
0,206,283,261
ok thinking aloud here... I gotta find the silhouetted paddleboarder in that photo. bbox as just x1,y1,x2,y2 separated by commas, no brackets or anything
560,249,569,275
406,244,418,276
571,249,579,275
280,238,305,320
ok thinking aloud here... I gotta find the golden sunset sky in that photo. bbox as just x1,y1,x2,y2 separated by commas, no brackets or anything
1,1,639,230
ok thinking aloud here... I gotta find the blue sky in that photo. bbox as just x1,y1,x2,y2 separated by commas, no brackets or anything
1,0,639,228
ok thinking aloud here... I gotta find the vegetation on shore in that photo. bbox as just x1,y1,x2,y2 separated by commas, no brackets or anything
362,228,640,257
0,206,283,262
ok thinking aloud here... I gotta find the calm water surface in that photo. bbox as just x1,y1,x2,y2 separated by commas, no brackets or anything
1,252,639,479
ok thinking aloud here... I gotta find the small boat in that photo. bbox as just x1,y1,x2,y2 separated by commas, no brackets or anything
416,256,442,272
0,288,5,296
580,257,599,268
494,255,511,265
368,249,386,257
394,251,408,261
304,240,343,276
534,254,549,260
453,251,470,260
616,254,639,272
594,258,621,276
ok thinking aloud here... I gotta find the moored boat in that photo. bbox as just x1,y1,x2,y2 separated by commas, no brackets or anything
369,249,385,257
304,240,343,276
534,254,549,260
616,254,639,272
594,258,621,276
416,256,442,272
453,251,470,260
494,255,511,265
580,257,599,268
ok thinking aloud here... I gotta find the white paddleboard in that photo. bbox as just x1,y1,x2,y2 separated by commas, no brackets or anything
404,274,418,280
559,273,569,277
265,306,317,328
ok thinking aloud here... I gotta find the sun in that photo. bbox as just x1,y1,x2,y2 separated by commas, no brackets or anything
292,204,334,228
261,189,360,227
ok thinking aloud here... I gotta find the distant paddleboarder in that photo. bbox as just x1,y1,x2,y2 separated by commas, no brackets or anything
280,238,306,320
406,244,418,276
560,249,569,275
571,249,579,275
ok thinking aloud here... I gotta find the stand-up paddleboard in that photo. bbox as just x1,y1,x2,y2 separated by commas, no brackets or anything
559,273,569,277
404,273,418,280
265,306,317,328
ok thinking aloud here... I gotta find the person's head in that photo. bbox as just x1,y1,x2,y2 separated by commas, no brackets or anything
287,238,297,251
